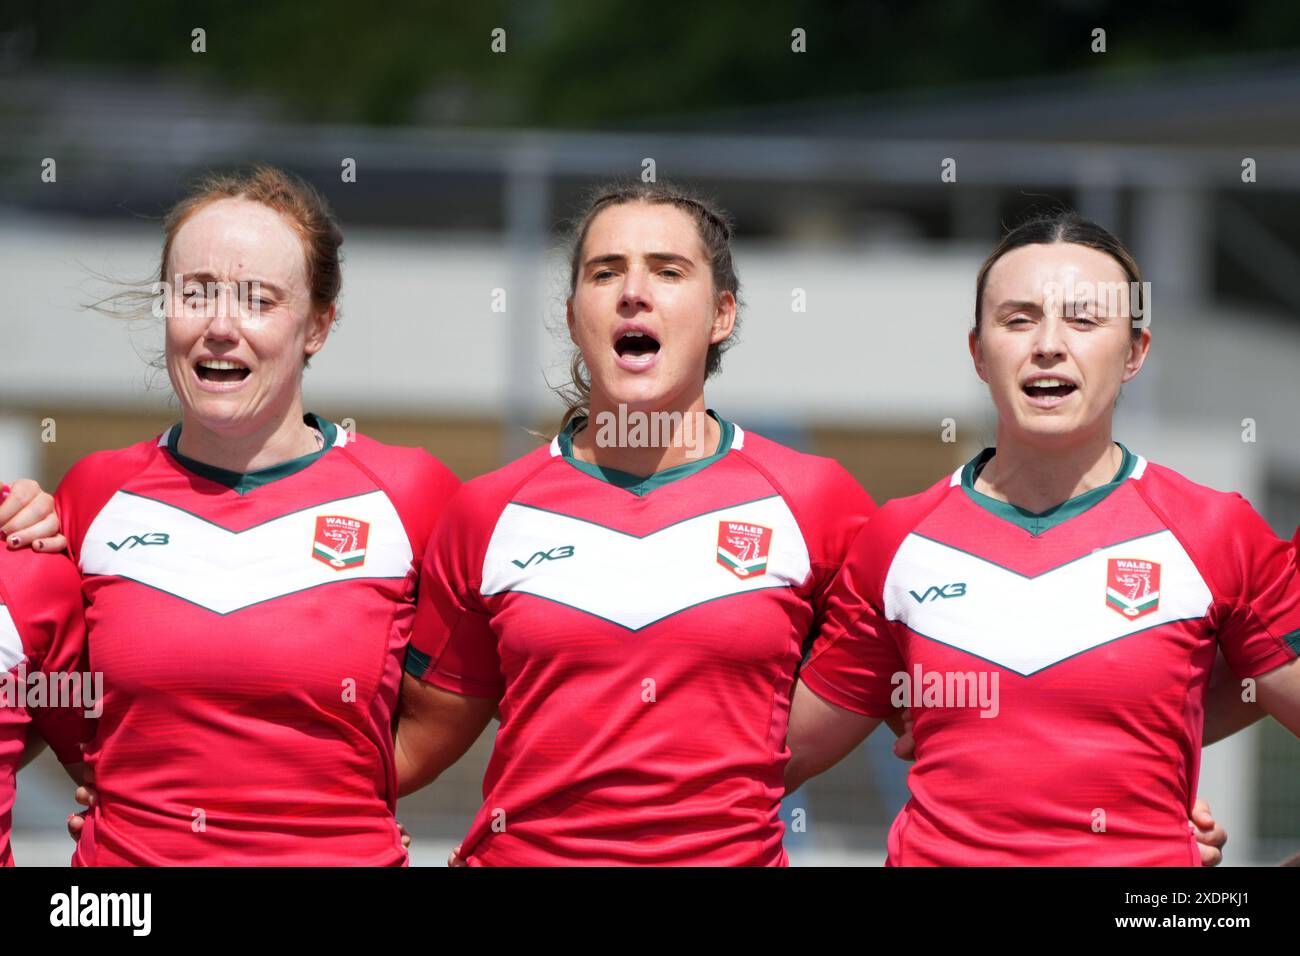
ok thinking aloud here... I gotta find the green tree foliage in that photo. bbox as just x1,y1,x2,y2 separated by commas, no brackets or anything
12,0,1300,127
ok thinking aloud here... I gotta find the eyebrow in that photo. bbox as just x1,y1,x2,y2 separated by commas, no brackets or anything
583,252,696,269
180,272,287,298
993,299,1042,314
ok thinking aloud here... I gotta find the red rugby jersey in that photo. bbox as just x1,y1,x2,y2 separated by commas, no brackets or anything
0,547,88,865
54,414,459,865
802,445,1300,866
406,412,875,865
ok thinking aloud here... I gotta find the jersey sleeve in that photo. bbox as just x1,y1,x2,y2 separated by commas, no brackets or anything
54,444,155,565
1207,496,1300,678
804,463,877,634
4,553,91,765
799,523,904,718
403,487,504,700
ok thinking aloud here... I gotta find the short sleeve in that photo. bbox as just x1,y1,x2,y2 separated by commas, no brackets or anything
403,492,504,700
804,464,878,637
8,553,91,764
1214,499,1300,679
800,526,903,718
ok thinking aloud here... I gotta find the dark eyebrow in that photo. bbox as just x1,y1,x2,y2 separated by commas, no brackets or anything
583,252,695,269
645,253,694,267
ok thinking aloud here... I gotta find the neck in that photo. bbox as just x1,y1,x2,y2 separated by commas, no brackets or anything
977,425,1122,513
176,401,319,475
570,391,718,477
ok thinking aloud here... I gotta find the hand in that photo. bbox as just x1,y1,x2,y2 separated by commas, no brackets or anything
447,843,467,867
0,479,67,553
892,708,916,761
1191,797,1227,866
67,764,96,843
397,819,412,850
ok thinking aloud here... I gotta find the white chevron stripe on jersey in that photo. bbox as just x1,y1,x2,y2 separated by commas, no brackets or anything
0,604,23,673
80,490,413,614
481,494,809,630
883,529,1212,675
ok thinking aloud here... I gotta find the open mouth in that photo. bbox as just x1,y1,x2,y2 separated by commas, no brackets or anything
1022,377,1077,400
613,330,661,362
195,358,251,384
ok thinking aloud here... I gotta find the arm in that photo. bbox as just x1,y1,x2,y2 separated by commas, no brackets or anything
397,481,505,798
1202,497,1300,738
395,674,495,797
18,724,47,770
785,678,883,794
1255,656,1300,736
21,724,86,786
1203,649,1266,745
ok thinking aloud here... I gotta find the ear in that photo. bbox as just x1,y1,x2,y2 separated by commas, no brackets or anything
1120,327,1152,383
304,304,335,359
565,297,578,346
709,290,737,345
968,328,990,384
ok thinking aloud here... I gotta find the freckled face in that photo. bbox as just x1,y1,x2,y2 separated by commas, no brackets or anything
165,197,331,437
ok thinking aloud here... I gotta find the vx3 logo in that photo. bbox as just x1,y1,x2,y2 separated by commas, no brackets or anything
108,532,171,551
512,545,575,569
909,582,967,603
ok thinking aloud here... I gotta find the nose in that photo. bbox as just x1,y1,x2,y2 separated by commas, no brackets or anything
617,266,652,314
1031,313,1066,360
203,284,242,343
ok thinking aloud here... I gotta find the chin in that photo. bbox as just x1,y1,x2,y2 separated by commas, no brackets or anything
186,397,255,432
604,379,673,412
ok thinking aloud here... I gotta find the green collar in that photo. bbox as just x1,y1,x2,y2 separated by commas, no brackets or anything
960,442,1137,536
557,409,734,496
165,413,338,495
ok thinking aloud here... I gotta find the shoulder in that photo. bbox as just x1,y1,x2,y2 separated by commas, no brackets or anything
340,430,461,504
1133,458,1287,595
871,472,955,536
54,436,164,555
849,472,955,576
733,427,875,515
1134,459,1279,552
731,426,877,568
448,443,554,525
336,429,463,558
56,436,161,502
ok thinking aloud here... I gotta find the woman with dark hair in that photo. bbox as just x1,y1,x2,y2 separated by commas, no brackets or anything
786,211,1300,865
394,180,878,865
